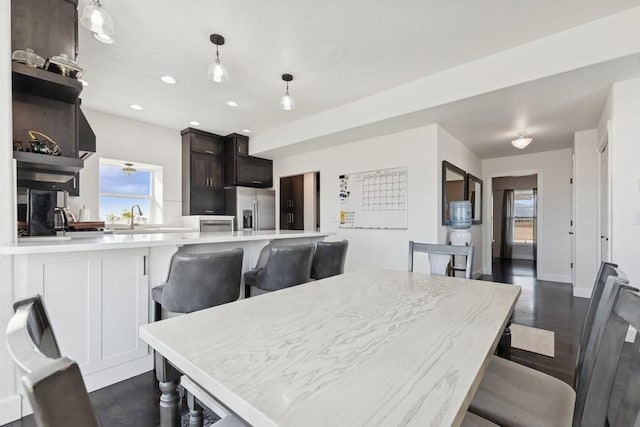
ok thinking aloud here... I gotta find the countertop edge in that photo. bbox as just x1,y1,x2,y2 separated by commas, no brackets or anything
2,231,331,255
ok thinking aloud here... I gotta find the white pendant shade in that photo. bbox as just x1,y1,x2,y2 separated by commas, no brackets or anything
511,136,533,149
80,1,114,37
207,60,228,83
280,94,295,111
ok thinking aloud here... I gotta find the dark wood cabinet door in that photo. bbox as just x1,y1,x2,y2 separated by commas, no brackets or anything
279,175,304,230
190,189,225,215
207,155,224,188
190,153,209,188
190,133,224,156
236,157,273,187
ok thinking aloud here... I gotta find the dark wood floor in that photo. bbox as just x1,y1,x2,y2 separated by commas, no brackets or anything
4,258,627,426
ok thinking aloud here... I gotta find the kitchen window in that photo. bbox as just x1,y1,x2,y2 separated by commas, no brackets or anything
513,189,535,244
99,158,163,224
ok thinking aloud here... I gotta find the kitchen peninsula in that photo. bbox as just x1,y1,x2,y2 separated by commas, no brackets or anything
4,230,328,400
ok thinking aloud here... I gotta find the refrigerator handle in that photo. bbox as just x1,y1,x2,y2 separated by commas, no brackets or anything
253,199,258,231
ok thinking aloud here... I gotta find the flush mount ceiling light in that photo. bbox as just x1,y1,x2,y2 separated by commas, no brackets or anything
207,34,228,83
122,162,136,175
160,75,177,84
280,74,295,111
80,0,114,38
511,135,533,149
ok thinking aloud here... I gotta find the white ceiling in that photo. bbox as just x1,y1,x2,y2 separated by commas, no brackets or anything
77,0,640,155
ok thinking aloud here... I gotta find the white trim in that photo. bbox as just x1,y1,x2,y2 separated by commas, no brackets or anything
573,287,593,298
83,355,153,393
472,268,484,279
537,273,572,283
626,326,636,343
484,168,543,277
0,395,21,425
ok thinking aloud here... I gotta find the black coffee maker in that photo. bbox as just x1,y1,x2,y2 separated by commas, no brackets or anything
27,189,63,236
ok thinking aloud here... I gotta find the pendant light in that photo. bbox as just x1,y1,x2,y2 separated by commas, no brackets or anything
80,0,114,37
280,74,295,111
511,135,533,149
207,34,228,83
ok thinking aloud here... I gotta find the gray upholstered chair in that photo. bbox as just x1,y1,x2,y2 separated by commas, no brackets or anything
408,241,474,279
469,276,638,426
6,295,99,427
244,243,314,298
310,240,348,280
153,248,243,321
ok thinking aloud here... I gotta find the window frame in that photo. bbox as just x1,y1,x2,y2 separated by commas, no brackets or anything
512,189,535,245
98,158,163,224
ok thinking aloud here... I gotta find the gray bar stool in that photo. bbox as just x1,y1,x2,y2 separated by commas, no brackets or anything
152,248,244,321
244,243,314,298
310,240,348,280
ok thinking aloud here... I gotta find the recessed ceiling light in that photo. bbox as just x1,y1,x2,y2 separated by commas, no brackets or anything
189,121,200,126
226,101,239,107
242,129,251,133
160,75,177,84
92,32,115,44
130,104,143,110
79,79,89,86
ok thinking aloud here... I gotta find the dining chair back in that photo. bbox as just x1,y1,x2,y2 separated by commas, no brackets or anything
408,241,474,279
311,240,349,280
574,283,640,426
153,248,244,320
574,261,621,389
247,243,315,293
6,295,99,427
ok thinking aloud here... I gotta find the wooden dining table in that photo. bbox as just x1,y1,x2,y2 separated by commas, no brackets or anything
140,269,520,427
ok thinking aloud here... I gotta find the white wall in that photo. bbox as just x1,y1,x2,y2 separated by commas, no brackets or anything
273,125,439,272
483,149,573,282
303,172,316,231
573,130,599,297
610,78,640,291
436,126,483,276
0,1,20,423
70,110,183,224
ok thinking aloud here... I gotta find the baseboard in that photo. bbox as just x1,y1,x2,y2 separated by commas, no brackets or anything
472,268,483,279
537,273,572,284
482,267,492,275
627,327,637,343
573,287,592,299
84,355,153,393
0,395,21,425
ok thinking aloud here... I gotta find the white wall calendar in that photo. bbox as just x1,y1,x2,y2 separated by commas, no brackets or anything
339,166,408,229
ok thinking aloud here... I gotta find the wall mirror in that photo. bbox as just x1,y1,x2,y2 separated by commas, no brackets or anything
442,161,467,225
466,173,483,224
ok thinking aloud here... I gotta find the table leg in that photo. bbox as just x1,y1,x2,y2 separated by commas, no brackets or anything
497,315,512,359
155,351,182,427
187,391,204,427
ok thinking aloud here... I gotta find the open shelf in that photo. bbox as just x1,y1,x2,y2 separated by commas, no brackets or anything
12,62,82,103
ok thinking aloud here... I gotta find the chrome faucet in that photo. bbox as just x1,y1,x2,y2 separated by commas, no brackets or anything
130,204,143,229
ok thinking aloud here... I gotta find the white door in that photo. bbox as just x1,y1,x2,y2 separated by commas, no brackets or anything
600,142,610,262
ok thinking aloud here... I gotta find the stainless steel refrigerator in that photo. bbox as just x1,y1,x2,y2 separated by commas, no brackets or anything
225,187,276,231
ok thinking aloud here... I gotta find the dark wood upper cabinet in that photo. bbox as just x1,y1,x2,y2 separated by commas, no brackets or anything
225,133,273,188
181,128,226,215
280,175,304,230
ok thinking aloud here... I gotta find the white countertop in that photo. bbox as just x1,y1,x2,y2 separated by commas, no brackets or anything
140,269,520,427
2,230,329,255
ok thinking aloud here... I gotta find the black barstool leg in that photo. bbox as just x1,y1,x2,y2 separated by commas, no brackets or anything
154,300,163,322
497,315,513,359
245,283,250,299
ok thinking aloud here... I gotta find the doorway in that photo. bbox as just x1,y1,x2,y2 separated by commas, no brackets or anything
492,174,538,277
280,172,320,231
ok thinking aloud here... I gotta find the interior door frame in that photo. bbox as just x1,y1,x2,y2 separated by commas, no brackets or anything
597,121,612,263
484,168,543,279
